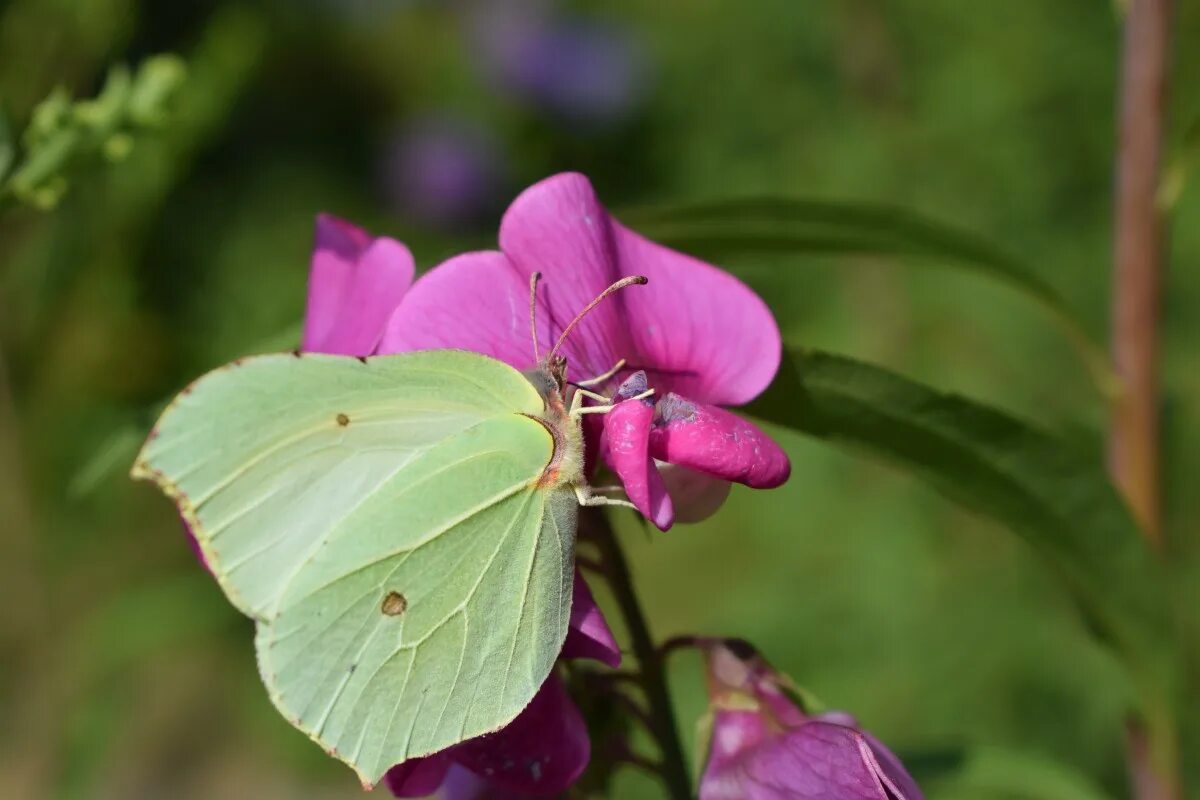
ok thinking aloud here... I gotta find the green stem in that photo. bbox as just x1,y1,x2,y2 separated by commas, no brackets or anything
587,510,692,799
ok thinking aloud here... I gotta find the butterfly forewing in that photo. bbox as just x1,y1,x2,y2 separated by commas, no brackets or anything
132,350,577,786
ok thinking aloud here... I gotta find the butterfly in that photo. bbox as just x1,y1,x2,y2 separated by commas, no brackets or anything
131,273,648,786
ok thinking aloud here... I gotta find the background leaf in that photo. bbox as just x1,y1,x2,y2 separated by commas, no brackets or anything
0,108,13,184
746,348,1169,671
627,199,1116,394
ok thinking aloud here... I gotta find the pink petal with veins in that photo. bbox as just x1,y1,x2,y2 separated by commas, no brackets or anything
612,217,780,406
499,173,781,404
379,250,553,367
303,214,414,356
701,715,917,800
498,174,631,380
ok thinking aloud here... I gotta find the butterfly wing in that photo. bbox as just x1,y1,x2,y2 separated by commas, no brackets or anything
132,350,577,786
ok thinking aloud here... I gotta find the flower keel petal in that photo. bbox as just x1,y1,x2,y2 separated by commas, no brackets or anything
604,398,674,530
650,395,790,489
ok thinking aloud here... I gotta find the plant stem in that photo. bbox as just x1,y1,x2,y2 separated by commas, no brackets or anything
1110,0,1170,546
586,510,692,799
1110,1,1180,798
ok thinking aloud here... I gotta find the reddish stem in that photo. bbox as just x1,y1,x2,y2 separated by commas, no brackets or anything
1109,1,1180,798
1109,0,1170,545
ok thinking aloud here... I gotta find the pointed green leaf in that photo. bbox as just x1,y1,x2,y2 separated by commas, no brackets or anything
748,348,1168,667
626,199,1115,394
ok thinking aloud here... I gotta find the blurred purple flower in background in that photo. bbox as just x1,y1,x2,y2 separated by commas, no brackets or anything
380,116,505,229
466,1,649,128
697,639,923,800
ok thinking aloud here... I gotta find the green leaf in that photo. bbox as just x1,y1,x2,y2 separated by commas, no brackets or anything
0,107,13,183
626,198,1116,395
748,348,1168,669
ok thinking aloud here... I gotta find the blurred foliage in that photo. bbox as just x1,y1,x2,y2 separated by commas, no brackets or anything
0,54,185,210
1,1,1198,799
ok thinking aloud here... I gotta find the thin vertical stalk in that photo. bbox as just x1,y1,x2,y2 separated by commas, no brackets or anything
1109,1,1178,798
1109,0,1170,544
586,510,692,799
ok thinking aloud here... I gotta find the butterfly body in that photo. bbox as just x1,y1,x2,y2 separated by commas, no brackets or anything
521,359,586,493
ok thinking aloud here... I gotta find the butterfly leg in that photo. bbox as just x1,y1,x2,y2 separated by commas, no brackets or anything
569,386,654,417
575,484,638,511
570,387,615,417
573,387,612,405
575,358,626,387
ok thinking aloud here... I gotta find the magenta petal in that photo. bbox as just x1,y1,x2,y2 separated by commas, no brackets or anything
612,220,781,406
451,675,589,796
603,398,674,530
656,464,732,524
302,214,415,356
181,520,212,574
649,395,790,489
701,716,902,800
437,765,526,799
497,173,629,380
861,733,925,800
561,571,621,667
386,754,453,797
379,250,552,368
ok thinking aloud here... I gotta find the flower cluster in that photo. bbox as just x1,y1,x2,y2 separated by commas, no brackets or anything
381,172,791,531
217,173,919,798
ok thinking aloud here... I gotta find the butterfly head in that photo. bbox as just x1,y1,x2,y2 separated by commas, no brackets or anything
526,271,646,392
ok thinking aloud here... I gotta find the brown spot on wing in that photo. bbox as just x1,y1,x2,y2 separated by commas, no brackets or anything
336,413,350,426
381,591,407,616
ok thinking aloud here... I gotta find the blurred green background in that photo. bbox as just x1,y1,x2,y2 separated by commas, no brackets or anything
1,1,1197,798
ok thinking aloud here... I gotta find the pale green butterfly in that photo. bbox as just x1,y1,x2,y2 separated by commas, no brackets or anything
131,273,649,787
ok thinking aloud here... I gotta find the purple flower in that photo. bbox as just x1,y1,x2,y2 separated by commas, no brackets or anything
386,665,585,798
698,639,923,800
380,117,505,230
381,172,790,529
470,8,648,128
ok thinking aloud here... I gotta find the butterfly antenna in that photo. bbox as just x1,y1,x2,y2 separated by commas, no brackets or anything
546,275,648,362
529,271,542,362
